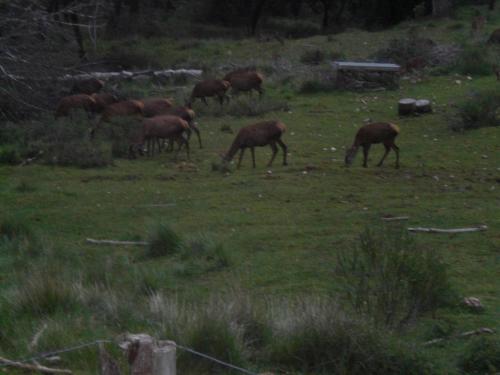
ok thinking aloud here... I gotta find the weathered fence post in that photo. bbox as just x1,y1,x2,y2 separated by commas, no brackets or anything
153,341,176,375
118,334,176,375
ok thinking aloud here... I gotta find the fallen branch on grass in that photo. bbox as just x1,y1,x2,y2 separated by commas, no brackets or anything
0,356,72,374
86,238,148,246
423,327,495,346
381,216,409,221
407,225,487,233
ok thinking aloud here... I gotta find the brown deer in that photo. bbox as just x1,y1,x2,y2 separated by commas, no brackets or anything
189,79,231,106
55,94,97,118
100,100,144,123
163,105,202,149
222,120,288,168
91,93,118,113
224,70,264,97
140,98,174,117
71,78,105,95
130,115,190,160
345,122,400,169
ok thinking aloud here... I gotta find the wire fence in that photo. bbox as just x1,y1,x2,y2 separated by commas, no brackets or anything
0,337,260,375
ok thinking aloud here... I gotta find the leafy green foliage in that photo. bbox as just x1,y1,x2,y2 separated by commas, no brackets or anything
459,337,500,374
451,89,500,131
145,223,183,258
337,224,454,327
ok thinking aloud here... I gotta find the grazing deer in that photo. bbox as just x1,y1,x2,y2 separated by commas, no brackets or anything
189,79,231,106
224,70,264,97
222,120,287,168
55,94,97,119
140,98,174,117
130,115,190,160
91,93,118,113
163,105,202,149
345,122,400,169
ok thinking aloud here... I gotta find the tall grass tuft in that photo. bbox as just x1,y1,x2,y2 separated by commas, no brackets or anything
145,223,182,258
337,224,454,328
11,271,79,316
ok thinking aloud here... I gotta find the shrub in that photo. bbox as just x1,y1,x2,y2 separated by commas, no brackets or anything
337,224,454,327
454,44,497,76
450,89,500,131
299,79,337,93
459,337,500,374
0,145,21,165
268,298,432,374
374,36,436,67
145,223,182,258
300,49,327,65
176,234,231,276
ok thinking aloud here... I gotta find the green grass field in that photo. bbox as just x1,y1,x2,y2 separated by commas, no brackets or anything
1,6,499,374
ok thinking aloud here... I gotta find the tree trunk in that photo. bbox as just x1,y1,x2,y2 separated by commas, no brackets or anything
250,0,268,35
322,1,330,31
489,0,496,10
432,0,452,17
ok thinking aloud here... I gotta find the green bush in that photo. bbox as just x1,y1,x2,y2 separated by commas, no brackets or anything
450,89,500,131
459,337,500,374
455,44,496,76
179,234,231,273
300,49,327,65
337,224,454,327
0,145,21,165
299,79,337,93
269,299,432,374
145,223,182,258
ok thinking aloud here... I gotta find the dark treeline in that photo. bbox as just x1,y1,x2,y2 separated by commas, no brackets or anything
102,0,495,35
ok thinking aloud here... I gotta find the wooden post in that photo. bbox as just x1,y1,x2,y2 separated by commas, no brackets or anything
118,334,176,375
398,98,416,116
153,341,176,375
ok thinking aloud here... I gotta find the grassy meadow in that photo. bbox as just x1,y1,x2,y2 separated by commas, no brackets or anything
1,5,500,374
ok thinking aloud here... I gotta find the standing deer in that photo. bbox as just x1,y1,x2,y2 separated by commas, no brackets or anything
224,70,264,97
222,120,288,168
130,115,190,160
345,122,400,169
55,94,97,119
189,79,231,106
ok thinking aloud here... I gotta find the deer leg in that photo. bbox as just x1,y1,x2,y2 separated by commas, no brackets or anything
251,147,256,168
362,144,371,167
277,139,288,165
268,142,278,167
190,122,202,149
392,144,400,169
237,148,245,169
377,144,391,167
258,86,264,99
202,97,208,106
183,135,190,160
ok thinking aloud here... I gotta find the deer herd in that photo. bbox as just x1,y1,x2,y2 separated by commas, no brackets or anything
54,14,498,171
